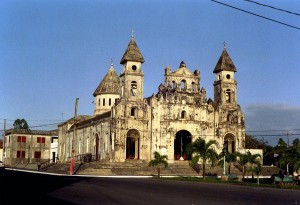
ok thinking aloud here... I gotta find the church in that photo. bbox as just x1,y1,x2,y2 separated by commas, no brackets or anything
57,34,246,163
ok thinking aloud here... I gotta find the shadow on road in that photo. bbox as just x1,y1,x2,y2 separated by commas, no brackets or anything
0,168,90,204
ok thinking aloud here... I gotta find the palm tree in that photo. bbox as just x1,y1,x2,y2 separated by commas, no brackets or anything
246,151,261,180
186,137,218,179
236,152,249,180
249,160,262,185
148,151,168,178
218,151,237,175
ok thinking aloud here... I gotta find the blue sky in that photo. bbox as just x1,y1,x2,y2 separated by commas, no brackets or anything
0,0,299,146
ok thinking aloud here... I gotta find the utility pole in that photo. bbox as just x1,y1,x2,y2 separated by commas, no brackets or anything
283,131,292,147
73,98,79,156
70,98,79,176
3,119,6,163
283,131,292,175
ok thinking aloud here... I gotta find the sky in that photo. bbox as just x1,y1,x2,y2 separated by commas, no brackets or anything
0,0,299,146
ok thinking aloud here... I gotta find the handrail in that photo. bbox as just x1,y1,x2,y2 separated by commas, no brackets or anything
38,157,59,171
67,153,99,163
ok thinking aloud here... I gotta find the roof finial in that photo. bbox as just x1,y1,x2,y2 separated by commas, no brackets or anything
223,41,227,49
131,30,134,38
111,58,114,66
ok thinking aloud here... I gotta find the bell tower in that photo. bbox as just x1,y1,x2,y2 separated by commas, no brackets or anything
119,32,145,101
213,44,237,107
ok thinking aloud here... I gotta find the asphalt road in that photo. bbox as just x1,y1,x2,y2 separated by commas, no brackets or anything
0,168,299,205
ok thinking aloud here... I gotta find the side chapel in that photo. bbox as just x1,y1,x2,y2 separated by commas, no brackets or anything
57,34,246,163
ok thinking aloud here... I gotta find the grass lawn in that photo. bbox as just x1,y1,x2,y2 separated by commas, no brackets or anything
159,176,300,190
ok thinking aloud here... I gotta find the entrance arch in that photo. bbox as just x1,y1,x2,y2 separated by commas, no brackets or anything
126,129,140,160
224,134,235,153
174,130,192,160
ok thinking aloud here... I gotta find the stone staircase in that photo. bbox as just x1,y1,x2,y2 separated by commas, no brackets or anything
75,160,199,176
11,160,279,178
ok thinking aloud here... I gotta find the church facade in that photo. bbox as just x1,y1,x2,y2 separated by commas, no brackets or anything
57,35,246,163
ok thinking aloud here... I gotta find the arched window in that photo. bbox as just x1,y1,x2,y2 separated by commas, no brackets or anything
172,81,176,89
109,98,111,106
131,81,137,96
225,89,231,103
103,98,106,106
181,80,186,90
98,99,100,106
181,110,186,119
191,82,195,91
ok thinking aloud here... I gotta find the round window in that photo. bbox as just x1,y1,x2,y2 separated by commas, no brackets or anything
132,65,137,71
226,74,230,79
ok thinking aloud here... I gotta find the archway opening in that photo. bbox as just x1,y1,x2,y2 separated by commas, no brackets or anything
126,129,140,160
224,134,235,153
174,130,192,160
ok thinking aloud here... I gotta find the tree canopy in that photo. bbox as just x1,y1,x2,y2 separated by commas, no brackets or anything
186,137,218,179
148,151,168,178
13,118,29,130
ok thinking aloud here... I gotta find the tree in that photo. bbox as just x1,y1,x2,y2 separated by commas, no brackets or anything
288,139,300,174
186,137,218,179
218,151,237,175
249,160,262,185
13,118,29,130
148,151,168,178
273,138,289,171
236,152,249,180
246,151,261,180
245,134,273,165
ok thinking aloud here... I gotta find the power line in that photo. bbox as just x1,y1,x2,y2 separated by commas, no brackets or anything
246,129,300,133
245,0,300,16
0,118,61,122
246,133,300,137
211,0,300,30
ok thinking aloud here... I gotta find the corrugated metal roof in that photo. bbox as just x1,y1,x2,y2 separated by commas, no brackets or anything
5,129,58,136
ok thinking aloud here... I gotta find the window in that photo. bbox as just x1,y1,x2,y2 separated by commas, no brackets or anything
34,151,41,159
191,82,195,91
103,98,105,106
226,74,230,79
109,98,111,106
51,137,58,143
17,151,25,158
181,110,186,119
17,136,26,143
132,65,137,71
131,108,136,117
131,81,137,96
37,137,45,143
98,99,100,106
181,80,186,90
172,81,176,89
225,89,231,103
